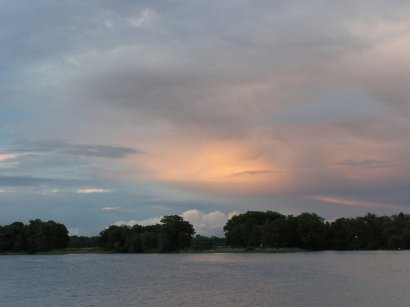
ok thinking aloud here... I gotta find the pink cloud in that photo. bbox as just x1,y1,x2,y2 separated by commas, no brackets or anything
311,195,410,212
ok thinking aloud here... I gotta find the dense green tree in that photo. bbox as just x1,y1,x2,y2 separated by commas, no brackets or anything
210,236,226,247
68,236,99,248
295,213,328,250
191,235,214,250
224,211,410,251
140,232,159,251
4,222,25,251
3,211,410,253
159,215,195,251
97,215,194,253
260,215,285,247
0,219,68,253
127,233,143,252
225,211,285,247
98,225,132,252
24,219,69,252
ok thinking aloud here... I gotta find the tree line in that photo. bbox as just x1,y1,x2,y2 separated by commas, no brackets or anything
224,211,410,250
0,219,69,253
2,211,410,253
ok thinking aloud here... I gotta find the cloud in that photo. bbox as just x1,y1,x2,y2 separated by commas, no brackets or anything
271,89,383,125
182,209,234,237
12,140,140,159
3,0,410,233
114,216,162,227
0,187,59,194
36,189,60,195
101,206,121,211
113,209,239,236
19,1,372,136
0,153,22,170
75,188,111,194
68,227,81,236
0,153,20,161
15,0,407,200
0,140,141,191
228,211,240,219
0,175,76,187
229,170,274,177
331,159,393,169
311,195,410,212
129,8,155,28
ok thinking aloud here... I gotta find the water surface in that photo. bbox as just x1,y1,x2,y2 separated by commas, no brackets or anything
0,251,409,306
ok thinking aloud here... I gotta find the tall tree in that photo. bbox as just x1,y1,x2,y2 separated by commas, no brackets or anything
159,215,195,251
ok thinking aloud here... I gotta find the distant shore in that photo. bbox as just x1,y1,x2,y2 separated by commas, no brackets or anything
3,212,410,254
2,247,409,255
0,247,306,255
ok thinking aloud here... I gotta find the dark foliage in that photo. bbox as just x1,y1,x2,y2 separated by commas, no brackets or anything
210,236,227,247
0,219,69,253
224,211,410,250
3,211,410,254
98,215,195,252
191,235,214,250
68,235,99,248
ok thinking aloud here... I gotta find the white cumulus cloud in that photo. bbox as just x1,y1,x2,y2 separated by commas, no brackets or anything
75,188,111,194
182,209,239,237
114,209,239,237
114,216,162,227
101,206,121,211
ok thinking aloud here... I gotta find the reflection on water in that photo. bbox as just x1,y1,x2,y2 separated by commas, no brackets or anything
186,253,254,264
0,251,409,306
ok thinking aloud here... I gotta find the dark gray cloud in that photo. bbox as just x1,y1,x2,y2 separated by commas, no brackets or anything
0,140,141,192
0,1,374,132
0,175,83,187
11,140,140,158
3,0,410,138
332,159,394,169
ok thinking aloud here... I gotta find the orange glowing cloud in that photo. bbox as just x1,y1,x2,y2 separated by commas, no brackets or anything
0,153,24,161
126,138,290,194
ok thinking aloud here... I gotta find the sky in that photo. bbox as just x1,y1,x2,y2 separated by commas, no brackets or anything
1,0,410,236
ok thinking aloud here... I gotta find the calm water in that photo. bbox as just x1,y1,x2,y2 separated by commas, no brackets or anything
0,251,409,306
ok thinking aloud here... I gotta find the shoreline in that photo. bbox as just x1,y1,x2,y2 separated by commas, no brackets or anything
0,247,306,255
1,247,408,255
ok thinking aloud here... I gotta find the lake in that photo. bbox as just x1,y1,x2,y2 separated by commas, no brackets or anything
0,251,409,306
